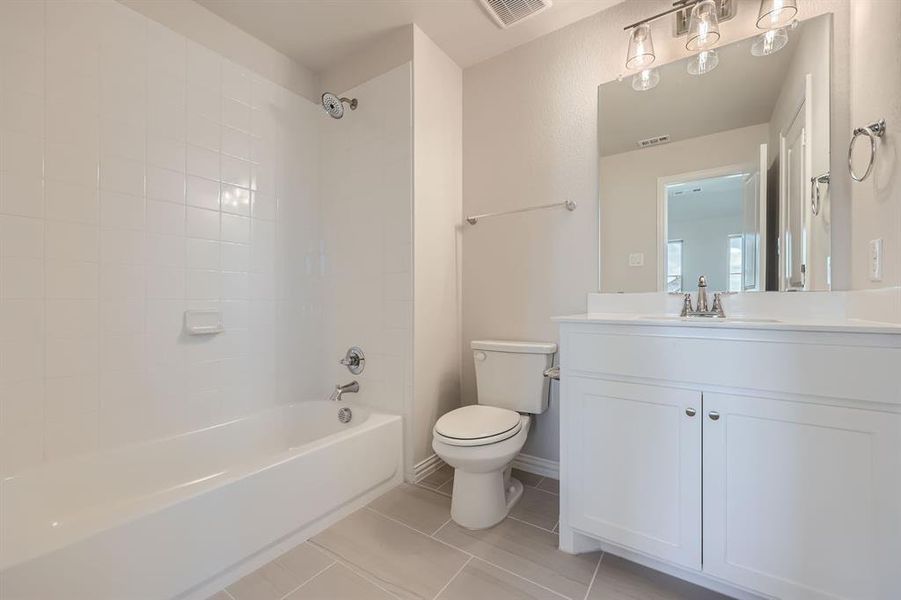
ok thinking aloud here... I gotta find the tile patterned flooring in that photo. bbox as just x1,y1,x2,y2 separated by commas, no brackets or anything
209,468,731,600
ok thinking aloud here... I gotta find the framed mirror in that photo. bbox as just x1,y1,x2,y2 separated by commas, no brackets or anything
599,14,834,293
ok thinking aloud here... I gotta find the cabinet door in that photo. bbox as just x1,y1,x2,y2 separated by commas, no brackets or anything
703,392,901,599
567,378,701,570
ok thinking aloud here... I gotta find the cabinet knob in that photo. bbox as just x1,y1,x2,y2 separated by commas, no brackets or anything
685,407,696,417
708,411,720,421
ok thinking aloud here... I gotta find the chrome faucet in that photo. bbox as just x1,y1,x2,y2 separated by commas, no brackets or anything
680,275,726,318
329,381,359,402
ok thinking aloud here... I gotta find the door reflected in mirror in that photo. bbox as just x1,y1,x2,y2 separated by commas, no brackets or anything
600,14,834,293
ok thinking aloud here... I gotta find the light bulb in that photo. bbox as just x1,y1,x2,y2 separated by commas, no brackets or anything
632,68,660,92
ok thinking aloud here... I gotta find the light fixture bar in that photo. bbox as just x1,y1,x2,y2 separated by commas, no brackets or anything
622,0,700,31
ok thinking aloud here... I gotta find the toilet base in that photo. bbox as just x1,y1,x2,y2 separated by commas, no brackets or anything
450,468,524,530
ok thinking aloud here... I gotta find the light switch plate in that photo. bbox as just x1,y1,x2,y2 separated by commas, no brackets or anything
629,252,644,267
869,238,883,281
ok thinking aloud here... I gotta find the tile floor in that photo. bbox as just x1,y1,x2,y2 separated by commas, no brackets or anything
209,468,731,600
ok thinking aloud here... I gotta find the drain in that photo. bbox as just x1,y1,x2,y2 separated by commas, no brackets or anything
337,407,353,423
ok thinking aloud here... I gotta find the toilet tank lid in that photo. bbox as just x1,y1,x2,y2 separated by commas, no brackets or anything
471,340,557,354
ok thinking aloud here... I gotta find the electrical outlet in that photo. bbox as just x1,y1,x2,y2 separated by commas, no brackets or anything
869,238,883,281
628,253,644,267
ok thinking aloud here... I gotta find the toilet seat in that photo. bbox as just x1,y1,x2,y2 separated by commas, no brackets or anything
433,405,522,447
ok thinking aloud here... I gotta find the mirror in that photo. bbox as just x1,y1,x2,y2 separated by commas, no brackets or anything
599,14,834,292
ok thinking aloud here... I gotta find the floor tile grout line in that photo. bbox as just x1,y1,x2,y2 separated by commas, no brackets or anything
507,514,558,535
432,516,453,536
431,556,472,600
276,561,337,600
308,540,404,600
581,552,605,600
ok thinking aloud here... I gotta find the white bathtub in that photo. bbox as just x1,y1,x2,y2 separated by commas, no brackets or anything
0,401,403,600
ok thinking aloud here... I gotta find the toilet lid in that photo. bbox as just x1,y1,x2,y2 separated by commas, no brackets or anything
434,406,521,443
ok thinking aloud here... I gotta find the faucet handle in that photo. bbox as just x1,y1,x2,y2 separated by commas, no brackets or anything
711,292,726,317
680,293,693,317
697,275,707,287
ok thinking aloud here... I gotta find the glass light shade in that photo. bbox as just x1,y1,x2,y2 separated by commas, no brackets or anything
751,28,789,56
686,0,721,51
626,23,655,70
688,49,719,75
632,68,660,92
756,0,798,29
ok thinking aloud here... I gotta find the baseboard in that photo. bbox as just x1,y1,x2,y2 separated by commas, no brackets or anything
412,453,445,483
512,453,559,479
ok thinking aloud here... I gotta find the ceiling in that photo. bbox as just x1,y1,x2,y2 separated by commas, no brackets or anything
196,0,622,71
599,27,802,157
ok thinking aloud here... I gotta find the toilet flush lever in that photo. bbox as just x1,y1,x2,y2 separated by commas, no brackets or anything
543,366,560,380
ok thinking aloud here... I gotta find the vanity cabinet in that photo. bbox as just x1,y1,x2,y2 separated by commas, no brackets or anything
558,320,901,600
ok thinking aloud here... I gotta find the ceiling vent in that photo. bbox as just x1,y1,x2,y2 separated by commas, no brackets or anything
637,134,671,149
478,0,552,29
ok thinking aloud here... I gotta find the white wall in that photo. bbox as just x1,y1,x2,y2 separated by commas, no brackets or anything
850,0,901,290
0,0,322,475
601,123,768,292
669,212,744,293
462,0,851,462
411,27,463,470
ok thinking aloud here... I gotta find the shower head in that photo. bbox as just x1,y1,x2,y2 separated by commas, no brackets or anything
321,92,358,119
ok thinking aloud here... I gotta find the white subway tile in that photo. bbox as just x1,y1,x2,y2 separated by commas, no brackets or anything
187,113,220,151
1,131,43,178
147,136,187,173
220,242,249,273
101,334,146,373
221,155,251,189
221,126,252,160
45,375,98,421
145,267,185,299
221,213,250,244
101,155,145,197
100,228,146,264
101,299,145,336
186,238,219,270
221,184,250,216
45,221,99,262
148,200,185,235
186,269,221,300
44,142,98,186
148,99,185,142
186,175,220,211
0,173,43,218
222,97,251,133
45,299,98,338
1,257,44,299
251,192,276,221
0,422,43,476
186,206,219,240
102,119,146,162
1,47,44,97
222,62,252,105
148,22,185,79
147,166,185,204
0,339,43,383
45,336,98,379
99,263,144,299
101,191,146,231
0,378,44,430
0,299,43,341
146,233,185,268
0,90,43,136
186,43,220,91
186,145,220,181
44,410,98,461
0,215,43,257
0,0,45,56
46,260,99,299
44,181,99,225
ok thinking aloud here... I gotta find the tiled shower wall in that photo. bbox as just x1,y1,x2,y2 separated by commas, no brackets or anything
320,64,413,425
0,0,323,475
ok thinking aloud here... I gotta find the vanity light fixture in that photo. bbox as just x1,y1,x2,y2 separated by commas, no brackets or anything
625,22,656,70
685,0,720,51
756,0,798,29
751,0,798,56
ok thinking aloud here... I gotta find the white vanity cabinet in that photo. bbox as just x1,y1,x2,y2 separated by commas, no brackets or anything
557,319,901,600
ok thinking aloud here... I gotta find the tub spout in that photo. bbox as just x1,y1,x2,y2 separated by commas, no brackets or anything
329,381,359,402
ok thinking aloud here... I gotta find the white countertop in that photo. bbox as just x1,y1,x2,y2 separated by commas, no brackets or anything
552,312,901,335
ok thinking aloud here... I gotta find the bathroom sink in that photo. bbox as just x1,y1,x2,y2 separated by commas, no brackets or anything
637,315,782,324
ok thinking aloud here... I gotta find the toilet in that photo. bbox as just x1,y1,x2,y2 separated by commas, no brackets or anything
432,340,556,529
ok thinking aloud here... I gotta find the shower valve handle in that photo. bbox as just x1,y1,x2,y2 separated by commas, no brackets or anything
339,346,365,374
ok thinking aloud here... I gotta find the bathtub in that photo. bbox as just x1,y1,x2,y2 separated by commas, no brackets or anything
0,401,403,600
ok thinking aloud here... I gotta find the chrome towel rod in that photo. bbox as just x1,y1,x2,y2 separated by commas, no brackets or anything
465,200,576,225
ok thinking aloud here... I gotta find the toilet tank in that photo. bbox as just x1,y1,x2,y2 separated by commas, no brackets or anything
472,340,557,414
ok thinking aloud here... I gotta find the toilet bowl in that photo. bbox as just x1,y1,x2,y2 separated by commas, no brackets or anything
431,340,555,530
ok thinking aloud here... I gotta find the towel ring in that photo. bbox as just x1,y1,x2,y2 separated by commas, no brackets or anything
848,119,886,182
810,173,829,216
